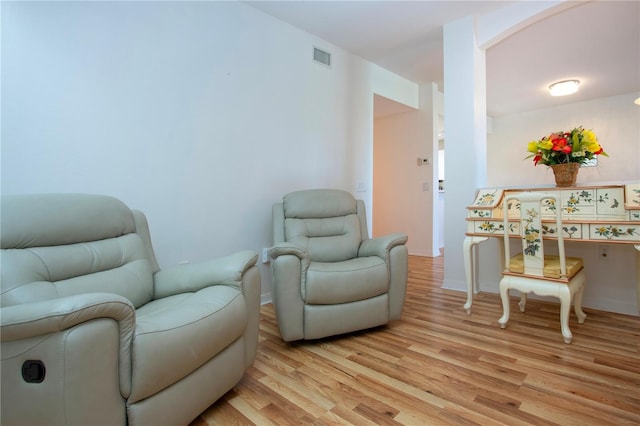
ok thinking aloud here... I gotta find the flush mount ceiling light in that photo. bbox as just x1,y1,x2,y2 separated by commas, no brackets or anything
549,79,580,97
634,97,640,105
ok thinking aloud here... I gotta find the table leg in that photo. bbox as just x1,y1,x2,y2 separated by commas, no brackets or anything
463,236,488,315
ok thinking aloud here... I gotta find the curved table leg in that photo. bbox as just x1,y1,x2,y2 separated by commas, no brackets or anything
574,290,587,324
518,294,527,312
558,285,573,344
498,278,510,329
463,236,489,315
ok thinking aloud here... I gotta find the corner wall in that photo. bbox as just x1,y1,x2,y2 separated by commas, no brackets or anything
0,1,418,302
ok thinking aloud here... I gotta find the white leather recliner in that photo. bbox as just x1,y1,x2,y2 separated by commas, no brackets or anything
0,193,261,426
269,189,408,342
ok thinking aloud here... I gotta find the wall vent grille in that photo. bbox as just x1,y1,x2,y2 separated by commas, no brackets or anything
313,47,331,67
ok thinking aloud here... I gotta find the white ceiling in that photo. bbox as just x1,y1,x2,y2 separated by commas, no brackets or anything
245,1,639,118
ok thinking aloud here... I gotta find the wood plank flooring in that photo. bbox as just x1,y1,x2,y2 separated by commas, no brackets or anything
191,255,640,425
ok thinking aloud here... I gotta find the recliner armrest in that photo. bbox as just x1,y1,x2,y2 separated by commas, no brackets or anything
1,292,135,342
358,233,408,260
153,250,258,298
1,293,136,397
268,243,309,261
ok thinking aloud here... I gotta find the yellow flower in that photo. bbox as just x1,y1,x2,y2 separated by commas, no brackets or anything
582,129,597,144
480,223,493,231
527,141,539,153
585,141,602,153
480,194,495,204
538,139,553,150
525,232,539,243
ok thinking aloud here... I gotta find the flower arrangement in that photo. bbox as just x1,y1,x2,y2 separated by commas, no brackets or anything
526,126,607,166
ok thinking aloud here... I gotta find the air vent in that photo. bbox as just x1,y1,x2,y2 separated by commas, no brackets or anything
313,47,331,67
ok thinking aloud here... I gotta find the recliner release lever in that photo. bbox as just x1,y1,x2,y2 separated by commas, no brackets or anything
22,360,46,383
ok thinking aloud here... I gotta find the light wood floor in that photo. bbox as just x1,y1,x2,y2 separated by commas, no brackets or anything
191,255,640,425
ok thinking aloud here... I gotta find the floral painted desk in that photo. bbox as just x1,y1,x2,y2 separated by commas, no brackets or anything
463,183,640,314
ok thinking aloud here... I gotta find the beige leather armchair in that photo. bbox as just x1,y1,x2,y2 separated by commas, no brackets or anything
269,189,408,342
0,194,261,426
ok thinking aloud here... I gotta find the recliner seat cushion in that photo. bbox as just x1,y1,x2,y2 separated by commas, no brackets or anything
304,257,389,304
129,285,247,402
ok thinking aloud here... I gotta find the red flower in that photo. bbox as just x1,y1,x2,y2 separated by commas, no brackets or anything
533,154,542,165
551,135,572,154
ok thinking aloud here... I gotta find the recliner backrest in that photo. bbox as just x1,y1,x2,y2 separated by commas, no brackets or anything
282,189,363,262
1,194,155,308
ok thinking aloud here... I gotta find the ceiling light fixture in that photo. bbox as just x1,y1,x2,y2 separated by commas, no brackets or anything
549,79,580,97
634,97,640,106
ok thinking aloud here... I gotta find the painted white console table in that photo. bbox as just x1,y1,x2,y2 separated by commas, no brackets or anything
463,183,640,314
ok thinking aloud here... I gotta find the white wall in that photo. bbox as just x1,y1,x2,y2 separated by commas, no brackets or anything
0,1,418,302
488,92,640,187
373,83,440,256
442,15,488,293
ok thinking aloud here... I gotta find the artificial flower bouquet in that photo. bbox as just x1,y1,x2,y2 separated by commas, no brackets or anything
526,126,607,166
